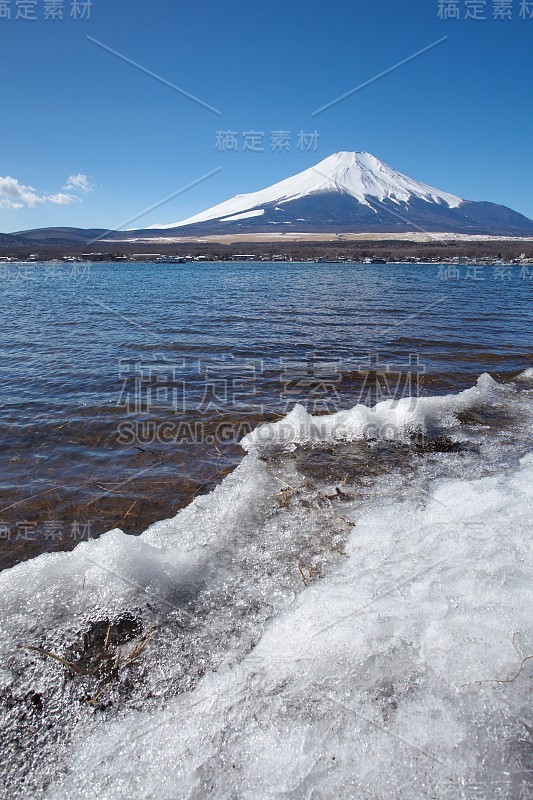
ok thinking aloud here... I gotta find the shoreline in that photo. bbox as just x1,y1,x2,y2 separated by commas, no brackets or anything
1,239,533,263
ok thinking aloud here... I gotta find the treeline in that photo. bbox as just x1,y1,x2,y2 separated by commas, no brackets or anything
1,239,532,262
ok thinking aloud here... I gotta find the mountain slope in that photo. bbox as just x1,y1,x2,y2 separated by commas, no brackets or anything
0,232,24,246
151,152,463,229
147,151,533,237
10,227,110,245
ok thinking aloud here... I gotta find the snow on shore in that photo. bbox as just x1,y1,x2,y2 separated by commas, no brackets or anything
1,374,532,799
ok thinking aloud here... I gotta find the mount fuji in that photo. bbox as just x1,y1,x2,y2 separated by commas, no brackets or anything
10,152,533,244
144,151,533,237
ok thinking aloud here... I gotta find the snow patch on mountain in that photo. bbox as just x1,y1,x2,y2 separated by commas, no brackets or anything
220,209,265,223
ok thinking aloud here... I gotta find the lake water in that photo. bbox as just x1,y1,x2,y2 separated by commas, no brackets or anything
1,260,531,569
1,260,533,799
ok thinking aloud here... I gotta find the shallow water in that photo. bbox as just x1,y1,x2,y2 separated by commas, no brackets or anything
1,260,531,570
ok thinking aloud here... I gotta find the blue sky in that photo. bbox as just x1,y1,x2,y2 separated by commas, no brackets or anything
1,0,532,232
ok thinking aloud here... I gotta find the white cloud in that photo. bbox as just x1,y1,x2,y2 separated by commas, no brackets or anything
0,173,93,210
63,173,94,194
0,176,45,209
47,192,80,205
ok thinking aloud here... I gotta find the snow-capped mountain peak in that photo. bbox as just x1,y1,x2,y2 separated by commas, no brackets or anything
311,151,463,208
150,151,463,229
